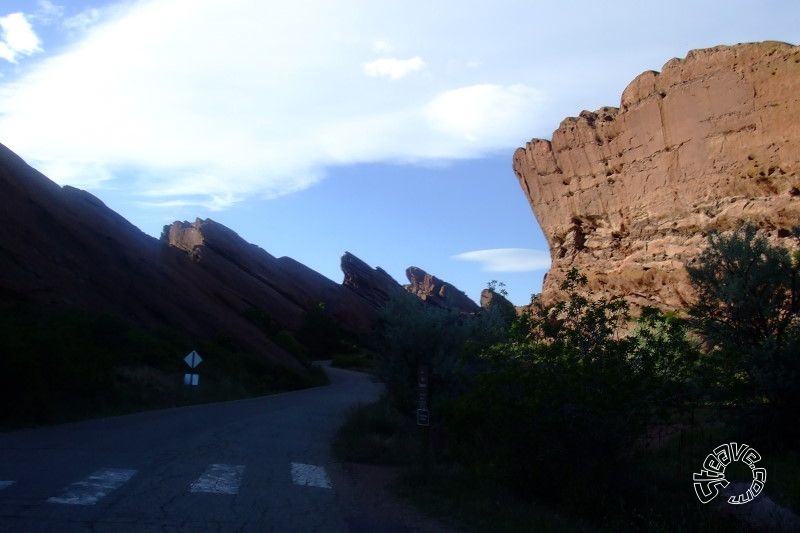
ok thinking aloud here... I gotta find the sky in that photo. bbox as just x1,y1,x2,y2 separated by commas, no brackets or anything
0,1,798,305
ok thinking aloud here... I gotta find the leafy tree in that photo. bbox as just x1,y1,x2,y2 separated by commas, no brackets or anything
686,224,799,351
686,224,800,442
444,269,687,505
376,292,471,410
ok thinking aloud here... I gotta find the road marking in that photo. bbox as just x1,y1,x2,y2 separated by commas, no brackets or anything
47,468,137,505
0,481,15,490
189,464,245,494
290,463,332,489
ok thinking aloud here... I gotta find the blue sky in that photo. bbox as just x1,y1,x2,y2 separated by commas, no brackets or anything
0,1,798,305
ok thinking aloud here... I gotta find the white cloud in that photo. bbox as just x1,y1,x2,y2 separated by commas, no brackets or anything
426,84,544,142
453,248,551,272
62,8,101,32
7,0,786,209
362,56,425,80
372,39,393,53
0,0,551,207
0,13,42,63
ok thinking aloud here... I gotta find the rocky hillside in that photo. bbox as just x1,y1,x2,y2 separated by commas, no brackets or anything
163,220,380,337
513,41,800,310
0,139,481,376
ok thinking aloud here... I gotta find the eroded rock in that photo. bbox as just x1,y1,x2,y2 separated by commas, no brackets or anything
513,41,800,310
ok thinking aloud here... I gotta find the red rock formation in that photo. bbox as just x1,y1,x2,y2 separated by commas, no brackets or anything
0,143,304,371
163,220,378,335
513,41,800,310
405,266,479,313
340,251,405,309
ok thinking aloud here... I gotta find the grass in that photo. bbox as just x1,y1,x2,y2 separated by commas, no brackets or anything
331,350,376,371
393,465,594,532
332,396,590,532
332,394,419,465
0,302,327,430
332,396,796,532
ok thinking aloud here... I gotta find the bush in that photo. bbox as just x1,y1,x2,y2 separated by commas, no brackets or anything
686,224,800,444
375,292,473,411
438,269,707,515
297,302,358,359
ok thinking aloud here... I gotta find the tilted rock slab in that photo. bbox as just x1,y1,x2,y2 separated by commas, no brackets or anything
513,41,800,310
405,266,480,314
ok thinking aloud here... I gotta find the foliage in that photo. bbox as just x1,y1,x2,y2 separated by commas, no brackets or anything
686,224,800,444
331,350,375,371
686,224,799,351
296,302,358,359
443,270,690,506
375,292,472,410
0,302,325,429
370,270,708,525
350,249,800,527
332,394,419,465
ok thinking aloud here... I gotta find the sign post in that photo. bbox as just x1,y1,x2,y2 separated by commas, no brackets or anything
416,364,432,469
416,365,430,426
183,350,203,386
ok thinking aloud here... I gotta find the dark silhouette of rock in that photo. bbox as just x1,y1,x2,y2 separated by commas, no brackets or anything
340,251,405,309
0,142,355,373
1,140,482,376
405,266,479,313
479,288,513,312
163,219,377,336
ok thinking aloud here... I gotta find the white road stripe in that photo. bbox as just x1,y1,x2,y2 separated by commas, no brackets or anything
47,468,137,505
0,481,15,490
189,464,245,494
290,463,332,489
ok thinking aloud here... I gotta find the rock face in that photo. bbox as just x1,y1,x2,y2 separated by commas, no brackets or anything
341,251,405,309
0,143,304,371
164,220,378,335
405,266,480,313
479,288,514,314
513,41,800,310
0,141,413,375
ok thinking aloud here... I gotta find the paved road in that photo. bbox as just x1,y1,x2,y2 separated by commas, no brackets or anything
0,364,389,532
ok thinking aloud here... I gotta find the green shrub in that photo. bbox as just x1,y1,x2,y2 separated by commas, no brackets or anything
686,224,800,444
440,269,702,514
332,395,419,464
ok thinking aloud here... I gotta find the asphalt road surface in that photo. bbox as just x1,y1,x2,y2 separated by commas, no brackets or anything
0,364,396,532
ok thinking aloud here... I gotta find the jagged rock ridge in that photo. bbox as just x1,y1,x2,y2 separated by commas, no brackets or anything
405,266,480,313
513,41,800,310
1,138,484,380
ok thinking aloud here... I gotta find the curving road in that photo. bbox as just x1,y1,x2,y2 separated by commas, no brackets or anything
0,364,394,532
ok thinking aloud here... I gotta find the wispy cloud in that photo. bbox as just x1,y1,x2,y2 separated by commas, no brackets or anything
0,13,41,63
62,8,101,33
0,1,549,205
363,56,425,80
453,248,551,272
32,1,65,26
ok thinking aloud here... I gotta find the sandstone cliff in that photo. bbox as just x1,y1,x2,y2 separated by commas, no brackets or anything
513,41,800,310
405,266,480,313
0,143,304,371
164,220,378,335
340,251,406,309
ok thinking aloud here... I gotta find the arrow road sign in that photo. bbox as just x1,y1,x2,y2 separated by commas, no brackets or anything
184,350,203,369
